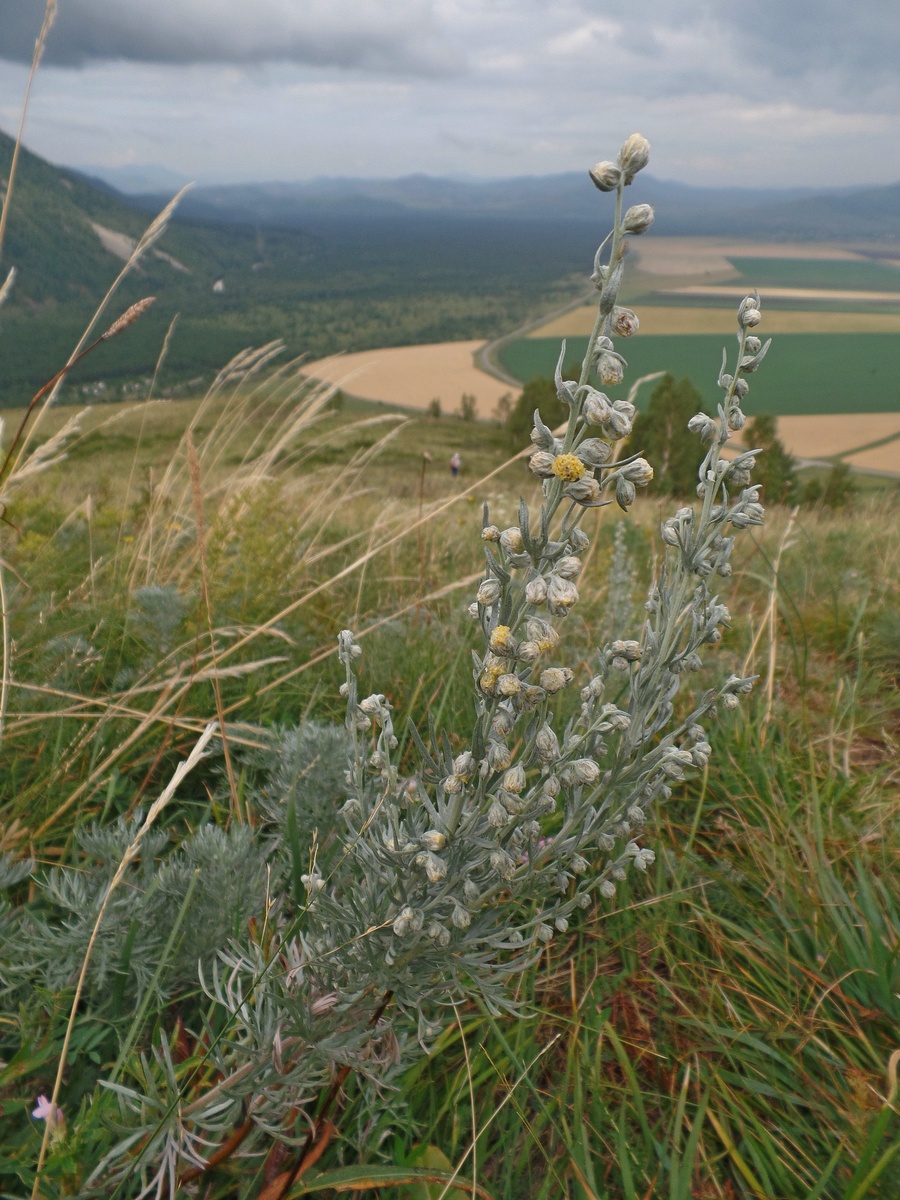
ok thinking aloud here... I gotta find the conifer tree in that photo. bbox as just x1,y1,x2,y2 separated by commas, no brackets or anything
744,414,796,503
629,374,703,496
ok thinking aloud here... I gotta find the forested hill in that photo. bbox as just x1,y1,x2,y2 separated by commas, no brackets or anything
0,131,595,407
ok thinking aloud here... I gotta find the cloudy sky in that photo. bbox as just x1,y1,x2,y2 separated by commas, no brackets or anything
1,0,897,188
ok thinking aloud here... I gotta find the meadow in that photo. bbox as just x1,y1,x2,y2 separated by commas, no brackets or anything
1,361,899,1198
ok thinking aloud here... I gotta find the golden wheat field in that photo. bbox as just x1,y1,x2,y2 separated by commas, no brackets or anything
526,306,900,338
302,340,514,414
844,442,900,473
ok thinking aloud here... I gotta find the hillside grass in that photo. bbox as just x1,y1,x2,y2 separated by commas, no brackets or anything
1,374,899,1197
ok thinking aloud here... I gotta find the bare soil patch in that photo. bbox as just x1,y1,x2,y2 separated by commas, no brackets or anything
629,237,866,278
302,341,514,415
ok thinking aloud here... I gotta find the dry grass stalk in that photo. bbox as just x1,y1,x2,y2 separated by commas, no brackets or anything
186,430,242,822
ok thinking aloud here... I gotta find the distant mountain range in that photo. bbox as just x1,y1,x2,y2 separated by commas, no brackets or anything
115,171,900,242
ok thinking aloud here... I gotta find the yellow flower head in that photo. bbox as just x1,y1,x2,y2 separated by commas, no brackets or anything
489,625,513,652
551,454,585,482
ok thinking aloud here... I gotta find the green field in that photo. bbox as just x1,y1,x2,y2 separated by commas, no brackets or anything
499,333,900,414
728,256,900,293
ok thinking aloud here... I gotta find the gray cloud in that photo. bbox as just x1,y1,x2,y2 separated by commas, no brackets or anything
0,0,464,75
0,0,895,187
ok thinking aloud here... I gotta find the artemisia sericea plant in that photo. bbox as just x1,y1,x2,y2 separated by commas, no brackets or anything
16,135,772,1200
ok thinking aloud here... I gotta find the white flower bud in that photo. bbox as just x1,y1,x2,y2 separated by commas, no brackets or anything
301,872,325,895
454,751,475,778
621,458,654,486
498,673,522,697
529,451,557,478
622,203,654,234
500,527,524,555
416,851,448,882
467,602,480,619
543,775,561,797
421,830,447,851
582,390,612,426
503,764,527,793
610,639,642,662
618,133,650,183
547,575,579,615
691,741,712,767
525,576,548,605
526,617,559,649
571,854,590,874
490,849,516,879
535,724,560,762
535,922,554,944
600,879,616,899
498,788,525,814
463,879,480,903
615,478,636,510
488,741,512,771
633,847,656,872
555,916,569,933
569,526,590,552
565,476,602,505
589,160,621,191
392,905,423,936
555,555,582,580
602,399,635,441
491,709,515,738
517,640,541,664
688,412,718,442
596,353,625,388
540,667,573,693
427,921,451,946
488,799,510,827
481,524,501,542
611,306,640,337
477,578,501,606
452,902,472,929
571,758,601,784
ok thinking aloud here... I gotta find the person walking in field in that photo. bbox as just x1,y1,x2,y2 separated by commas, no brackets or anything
450,452,461,478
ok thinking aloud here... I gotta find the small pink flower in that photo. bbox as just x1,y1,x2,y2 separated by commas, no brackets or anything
32,1094,65,1138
